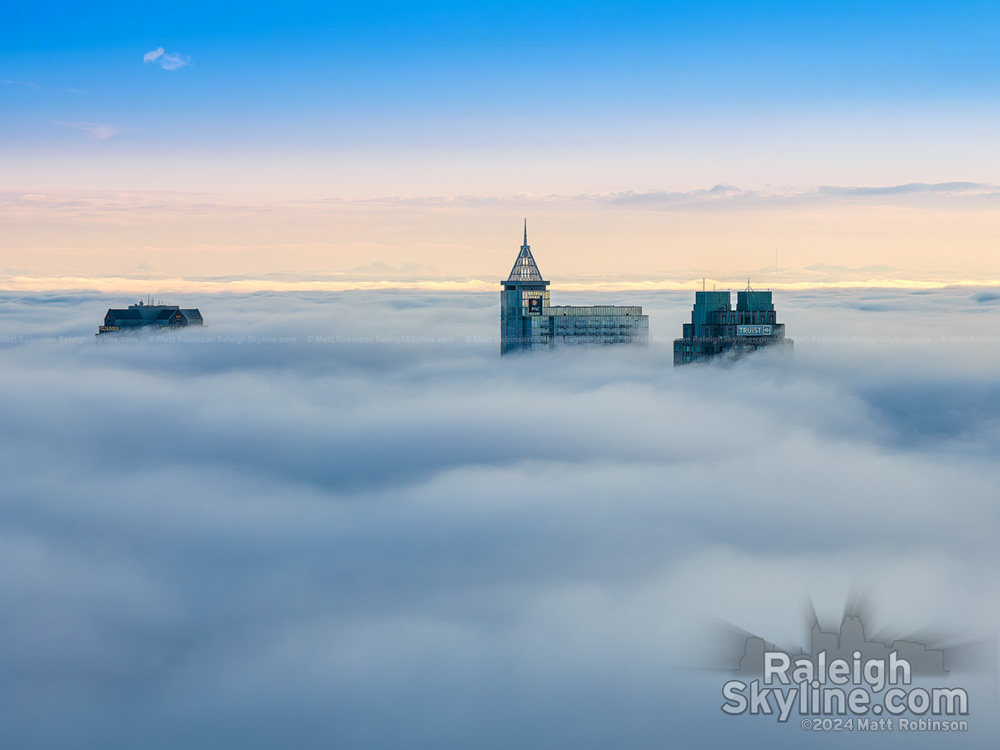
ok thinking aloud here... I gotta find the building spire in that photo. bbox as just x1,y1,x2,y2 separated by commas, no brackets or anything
506,221,544,283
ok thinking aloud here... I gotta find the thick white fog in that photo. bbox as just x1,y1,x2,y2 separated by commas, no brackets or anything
1,288,998,748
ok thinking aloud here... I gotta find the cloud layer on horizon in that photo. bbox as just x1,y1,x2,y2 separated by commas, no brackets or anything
4,182,1000,290
4,182,1000,221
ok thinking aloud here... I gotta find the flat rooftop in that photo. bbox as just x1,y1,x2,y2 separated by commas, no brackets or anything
544,305,644,316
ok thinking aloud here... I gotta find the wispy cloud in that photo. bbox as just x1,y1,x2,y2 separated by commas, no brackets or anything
55,121,122,139
814,182,991,197
593,182,1000,209
5,183,998,218
2,79,84,94
305,182,1000,211
143,46,190,71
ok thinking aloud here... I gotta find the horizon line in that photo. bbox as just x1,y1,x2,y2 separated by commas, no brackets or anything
3,275,1000,295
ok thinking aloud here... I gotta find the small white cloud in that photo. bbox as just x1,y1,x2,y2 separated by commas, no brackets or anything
56,121,122,139
143,46,190,70
158,52,190,71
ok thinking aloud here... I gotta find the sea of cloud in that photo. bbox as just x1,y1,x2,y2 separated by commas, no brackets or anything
0,288,998,748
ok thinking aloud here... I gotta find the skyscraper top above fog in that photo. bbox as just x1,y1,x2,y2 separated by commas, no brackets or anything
673,283,792,365
500,223,648,355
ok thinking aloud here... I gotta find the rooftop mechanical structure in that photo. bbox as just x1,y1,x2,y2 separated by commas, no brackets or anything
97,300,204,335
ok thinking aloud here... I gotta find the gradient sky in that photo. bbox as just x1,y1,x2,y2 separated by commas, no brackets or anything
3,2,1000,288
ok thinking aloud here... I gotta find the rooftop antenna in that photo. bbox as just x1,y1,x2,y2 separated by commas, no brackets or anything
702,277,705,292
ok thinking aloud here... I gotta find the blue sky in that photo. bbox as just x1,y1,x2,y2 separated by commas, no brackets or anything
5,1,1000,162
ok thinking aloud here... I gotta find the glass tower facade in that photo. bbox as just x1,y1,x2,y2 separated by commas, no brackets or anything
673,284,792,365
500,224,649,355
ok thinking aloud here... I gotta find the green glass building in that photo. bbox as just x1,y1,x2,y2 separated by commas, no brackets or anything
673,284,792,365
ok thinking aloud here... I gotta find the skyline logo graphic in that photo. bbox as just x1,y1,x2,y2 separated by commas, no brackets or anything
718,604,995,734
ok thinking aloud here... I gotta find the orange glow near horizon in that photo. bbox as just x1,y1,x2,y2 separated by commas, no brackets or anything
3,186,999,292
3,274,998,295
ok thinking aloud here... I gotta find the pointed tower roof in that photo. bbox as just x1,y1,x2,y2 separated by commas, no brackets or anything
506,220,545,283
